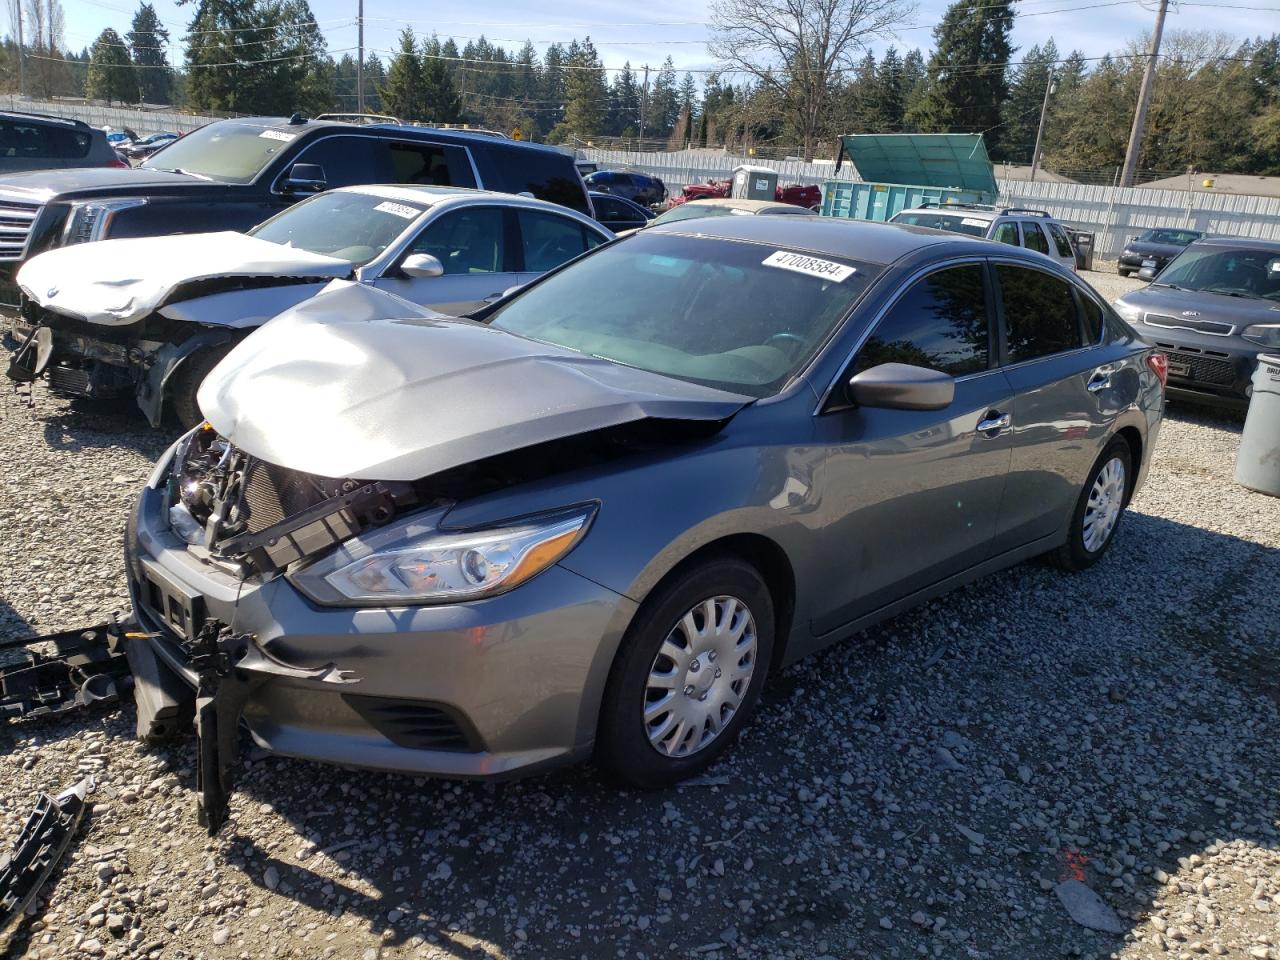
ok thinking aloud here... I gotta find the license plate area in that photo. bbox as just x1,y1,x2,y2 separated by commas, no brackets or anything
1142,259,1157,269
139,558,205,642
1167,360,1191,378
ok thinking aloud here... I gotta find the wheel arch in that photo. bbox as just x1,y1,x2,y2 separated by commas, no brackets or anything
1114,424,1143,503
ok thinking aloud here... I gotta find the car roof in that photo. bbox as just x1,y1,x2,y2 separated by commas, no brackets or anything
896,204,1061,223
333,183,592,216
646,215,999,267
679,198,811,214
1185,235,1280,253
0,110,91,130
226,117,571,156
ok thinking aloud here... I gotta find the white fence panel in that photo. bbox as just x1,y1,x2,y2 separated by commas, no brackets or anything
0,97,218,134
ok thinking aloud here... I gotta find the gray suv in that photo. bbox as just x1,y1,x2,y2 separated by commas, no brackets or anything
0,110,125,173
122,217,1163,813
891,204,1077,271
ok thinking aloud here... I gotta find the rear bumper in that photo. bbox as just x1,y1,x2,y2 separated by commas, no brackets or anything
125,473,637,780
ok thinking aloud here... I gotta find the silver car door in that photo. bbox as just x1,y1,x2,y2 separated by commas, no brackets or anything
812,262,1015,636
372,205,519,315
990,262,1124,551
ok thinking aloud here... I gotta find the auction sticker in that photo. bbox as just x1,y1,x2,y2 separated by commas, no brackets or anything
374,201,422,219
961,217,988,227
259,130,296,142
762,250,855,282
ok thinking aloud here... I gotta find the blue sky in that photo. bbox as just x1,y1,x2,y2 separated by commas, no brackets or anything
52,0,1268,77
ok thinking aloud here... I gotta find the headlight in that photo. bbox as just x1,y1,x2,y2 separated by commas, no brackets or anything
1242,324,1280,348
1112,299,1142,323
62,198,147,245
290,506,595,605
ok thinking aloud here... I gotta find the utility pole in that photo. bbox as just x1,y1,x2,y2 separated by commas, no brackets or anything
356,0,365,112
639,64,650,144
1029,72,1056,182
1120,0,1169,188
15,0,23,98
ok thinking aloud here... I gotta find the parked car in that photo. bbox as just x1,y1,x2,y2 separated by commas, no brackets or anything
0,115,593,325
103,127,139,159
583,169,666,206
122,131,180,162
0,111,127,173
776,183,822,209
648,197,819,228
670,179,821,211
890,204,1077,271
6,186,611,427
589,191,654,233
1111,236,1280,408
1115,227,1202,277
120,216,1163,793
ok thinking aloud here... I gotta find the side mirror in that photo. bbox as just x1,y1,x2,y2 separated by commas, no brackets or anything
847,363,955,411
284,163,326,193
1137,265,1158,281
400,253,444,279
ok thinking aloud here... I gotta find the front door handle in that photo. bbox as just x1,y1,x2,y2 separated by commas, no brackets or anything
976,411,1011,436
483,292,505,303
1086,366,1114,393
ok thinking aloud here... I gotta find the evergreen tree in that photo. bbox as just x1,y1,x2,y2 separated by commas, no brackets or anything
876,47,905,130
901,48,928,128
540,43,567,134
650,56,678,136
556,37,606,142
381,27,424,120
127,2,170,104
907,0,1016,154
609,62,640,137
421,35,461,122
86,27,138,104
1001,39,1058,163
678,71,698,140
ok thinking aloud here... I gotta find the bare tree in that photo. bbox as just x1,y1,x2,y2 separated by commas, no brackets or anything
708,0,915,161
22,0,67,98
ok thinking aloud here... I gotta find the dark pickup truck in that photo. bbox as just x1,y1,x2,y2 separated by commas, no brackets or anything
0,114,591,318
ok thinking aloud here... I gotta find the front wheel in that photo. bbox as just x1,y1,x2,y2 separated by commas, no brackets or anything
169,342,237,429
597,557,774,787
1053,438,1133,572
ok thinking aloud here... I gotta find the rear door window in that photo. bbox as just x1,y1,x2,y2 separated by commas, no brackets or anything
996,265,1084,363
0,121,91,159
384,141,476,188
1046,222,1074,259
517,210,593,272
855,264,991,376
1020,222,1050,255
1078,292,1105,343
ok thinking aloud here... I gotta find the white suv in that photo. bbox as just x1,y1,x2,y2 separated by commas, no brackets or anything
891,204,1077,271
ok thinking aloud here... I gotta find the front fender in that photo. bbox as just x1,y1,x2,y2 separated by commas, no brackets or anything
136,330,236,427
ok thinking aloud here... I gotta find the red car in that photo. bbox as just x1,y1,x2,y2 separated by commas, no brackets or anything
669,178,821,211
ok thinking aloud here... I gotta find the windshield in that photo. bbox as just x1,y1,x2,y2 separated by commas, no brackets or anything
249,191,425,265
890,211,990,237
141,122,297,183
487,233,878,397
1156,247,1280,301
652,204,754,225
1137,228,1201,245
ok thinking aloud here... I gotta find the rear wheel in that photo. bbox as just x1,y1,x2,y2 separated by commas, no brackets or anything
1117,267,1130,277
169,342,237,429
598,557,774,787
1053,437,1133,572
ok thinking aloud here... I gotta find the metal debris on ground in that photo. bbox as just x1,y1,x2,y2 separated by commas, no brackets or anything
0,777,92,935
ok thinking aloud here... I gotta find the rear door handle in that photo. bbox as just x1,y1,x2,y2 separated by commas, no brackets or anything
1087,366,1114,393
976,411,1011,436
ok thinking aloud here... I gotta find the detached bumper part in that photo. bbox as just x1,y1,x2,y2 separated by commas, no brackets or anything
0,779,91,935
0,623,132,720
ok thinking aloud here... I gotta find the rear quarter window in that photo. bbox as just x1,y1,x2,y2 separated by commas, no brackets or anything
0,121,92,160
490,145,589,213
996,264,1084,363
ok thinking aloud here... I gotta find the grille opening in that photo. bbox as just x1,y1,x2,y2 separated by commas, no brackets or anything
343,695,481,752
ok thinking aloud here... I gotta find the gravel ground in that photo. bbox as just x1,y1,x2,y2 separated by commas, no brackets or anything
2,273,1278,959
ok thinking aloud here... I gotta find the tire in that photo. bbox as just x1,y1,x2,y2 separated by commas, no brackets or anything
1117,267,1130,277
597,556,774,788
1052,437,1133,572
168,342,238,430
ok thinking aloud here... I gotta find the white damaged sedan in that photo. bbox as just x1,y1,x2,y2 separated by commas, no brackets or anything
5,186,612,426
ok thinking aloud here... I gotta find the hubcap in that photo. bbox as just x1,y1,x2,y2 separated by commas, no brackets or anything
1082,457,1126,553
643,595,758,758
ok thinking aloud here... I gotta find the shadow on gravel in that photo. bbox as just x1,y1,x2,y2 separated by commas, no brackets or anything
172,509,1279,959
2,385,174,458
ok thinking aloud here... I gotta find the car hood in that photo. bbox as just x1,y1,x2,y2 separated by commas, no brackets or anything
0,165,203,199
1123,240,1186,258
198,281,752,481
1116,284,1280,328
17,232,353,326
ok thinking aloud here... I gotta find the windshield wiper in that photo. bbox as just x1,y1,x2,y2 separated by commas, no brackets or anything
1150,282,1181,290
151,167,213,181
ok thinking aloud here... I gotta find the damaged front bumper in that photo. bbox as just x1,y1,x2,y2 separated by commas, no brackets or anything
127,446,635,795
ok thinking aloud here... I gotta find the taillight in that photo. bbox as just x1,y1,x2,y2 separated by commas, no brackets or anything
108,158,129,168
1147,351,1168,388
